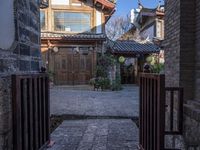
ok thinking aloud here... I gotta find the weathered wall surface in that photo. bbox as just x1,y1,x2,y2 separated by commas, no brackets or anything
0,0,42,149
164,0,180,88
165,0,200,149
195,0,200,101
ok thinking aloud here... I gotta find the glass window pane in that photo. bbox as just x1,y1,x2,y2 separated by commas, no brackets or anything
54,12,91,32
40,11,46,30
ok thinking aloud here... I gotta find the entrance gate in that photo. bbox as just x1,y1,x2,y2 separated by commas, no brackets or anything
12,73,50,150
139,73,183,150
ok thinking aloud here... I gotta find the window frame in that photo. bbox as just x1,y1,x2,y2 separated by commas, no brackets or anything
40,10,48,31
53,10,92,33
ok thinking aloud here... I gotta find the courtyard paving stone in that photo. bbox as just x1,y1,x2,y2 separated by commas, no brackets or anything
47,119,139,150
50,85,139,117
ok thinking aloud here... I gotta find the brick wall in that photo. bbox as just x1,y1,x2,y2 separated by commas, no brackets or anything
0,0,41,149
164,0,181,88
165,0,200,149
195,0,200,101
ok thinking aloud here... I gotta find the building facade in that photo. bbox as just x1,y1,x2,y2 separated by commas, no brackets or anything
40,0,115,85
0,0,42,149
132,5,165,41
164,0,200,149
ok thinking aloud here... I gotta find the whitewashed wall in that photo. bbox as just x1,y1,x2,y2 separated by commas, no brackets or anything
0,0,15,50
51,0,69,5
140,25,155,41
96,10,102,33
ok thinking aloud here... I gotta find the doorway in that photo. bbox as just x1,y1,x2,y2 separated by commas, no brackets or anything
54,47,94,85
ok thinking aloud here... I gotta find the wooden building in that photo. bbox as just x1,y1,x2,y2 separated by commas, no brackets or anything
132,4,165,41
40,0,115,85
107,40,160,84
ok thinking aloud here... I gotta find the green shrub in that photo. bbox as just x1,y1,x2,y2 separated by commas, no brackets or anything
152,63,164,73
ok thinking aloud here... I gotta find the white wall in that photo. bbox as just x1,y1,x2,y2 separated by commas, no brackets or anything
140,25,154,41
0,0,15,50
51,0,69,5
96,10,102,33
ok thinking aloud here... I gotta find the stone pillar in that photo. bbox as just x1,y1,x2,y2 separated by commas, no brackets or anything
0,0,41,149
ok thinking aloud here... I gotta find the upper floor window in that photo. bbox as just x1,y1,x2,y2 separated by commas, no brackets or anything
54,12,91,33
40,11,46,30
51,0,69,5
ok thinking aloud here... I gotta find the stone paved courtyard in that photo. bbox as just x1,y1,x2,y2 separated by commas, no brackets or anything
48,119,139,150
50,85,139,117
48,85,139,150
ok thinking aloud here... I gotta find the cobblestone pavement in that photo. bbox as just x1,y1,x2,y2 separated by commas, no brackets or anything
48,119,139,150
50,85,139,117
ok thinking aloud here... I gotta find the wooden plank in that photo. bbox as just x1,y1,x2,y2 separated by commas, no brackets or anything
33,78,39,149
45,76,50,141
42,77,46,143
21,79,29,150
37,77,43,147
12,75,22,150
27,78,33,150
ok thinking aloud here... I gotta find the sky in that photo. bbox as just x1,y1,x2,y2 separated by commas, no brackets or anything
114,0,164,16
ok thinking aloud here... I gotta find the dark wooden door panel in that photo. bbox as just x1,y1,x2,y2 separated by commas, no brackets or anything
54,47,94,85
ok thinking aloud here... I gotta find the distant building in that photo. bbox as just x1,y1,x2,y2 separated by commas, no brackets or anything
40,0,115,85
131,5,165,42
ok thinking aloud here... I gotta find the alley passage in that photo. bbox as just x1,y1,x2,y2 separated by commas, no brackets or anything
48,85,139,150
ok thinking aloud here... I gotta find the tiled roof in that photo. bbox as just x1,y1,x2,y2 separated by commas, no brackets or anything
107,40,160,54
41,32,106,41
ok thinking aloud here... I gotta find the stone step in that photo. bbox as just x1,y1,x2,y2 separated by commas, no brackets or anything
187,100,200,110
184,103,200,122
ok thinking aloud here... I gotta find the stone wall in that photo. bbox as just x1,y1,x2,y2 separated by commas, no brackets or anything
164,0,200,149
195,0,200,101
0,0,41,149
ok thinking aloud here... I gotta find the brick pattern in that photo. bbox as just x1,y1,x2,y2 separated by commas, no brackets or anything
0,0,41,149
179,0,196,101
165,0,200,149
195,0,200,101
164,0,181,88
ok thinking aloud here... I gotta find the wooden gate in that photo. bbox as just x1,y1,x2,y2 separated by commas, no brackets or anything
12,73,50,150
54,47,93,85
139,73,183,150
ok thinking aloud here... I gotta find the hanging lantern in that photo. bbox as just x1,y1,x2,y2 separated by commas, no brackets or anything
40,0,49,9
118,56,125,63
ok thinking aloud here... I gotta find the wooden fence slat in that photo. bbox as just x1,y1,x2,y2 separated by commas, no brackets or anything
45,77,50,141
12,75,22,150
33,77,39,150
21,79,29,150
28,78,33,150
38,77,42,147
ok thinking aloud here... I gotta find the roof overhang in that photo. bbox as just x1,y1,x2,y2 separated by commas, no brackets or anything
41,32,106,41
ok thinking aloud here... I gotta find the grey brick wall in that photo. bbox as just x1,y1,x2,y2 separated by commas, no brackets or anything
195,0,200,101
0,0,42,149
164,0,181,88
165,0,200,149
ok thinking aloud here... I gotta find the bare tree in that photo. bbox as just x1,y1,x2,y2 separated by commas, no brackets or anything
106,15,133,40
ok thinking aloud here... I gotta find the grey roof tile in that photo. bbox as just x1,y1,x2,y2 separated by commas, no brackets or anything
108,40,160,54
41,32,106,40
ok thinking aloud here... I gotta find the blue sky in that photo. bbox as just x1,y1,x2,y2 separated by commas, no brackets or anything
114,0,164,16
